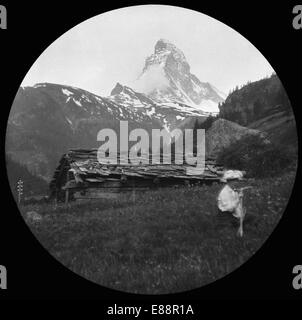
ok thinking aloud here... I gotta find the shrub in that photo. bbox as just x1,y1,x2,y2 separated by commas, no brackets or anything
216,134,296,177
196,115,218,131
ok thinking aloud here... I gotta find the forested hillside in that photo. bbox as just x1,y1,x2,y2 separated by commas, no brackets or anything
6,155,49,198
218,74,297,147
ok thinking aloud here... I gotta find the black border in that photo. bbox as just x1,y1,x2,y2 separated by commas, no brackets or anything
0,1,301,301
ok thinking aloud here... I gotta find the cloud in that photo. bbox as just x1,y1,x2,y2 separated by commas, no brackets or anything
131,64,170,94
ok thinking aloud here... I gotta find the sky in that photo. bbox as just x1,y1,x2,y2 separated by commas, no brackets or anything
21,5,275,97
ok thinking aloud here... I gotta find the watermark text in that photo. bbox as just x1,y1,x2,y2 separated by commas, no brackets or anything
292,265,302,290
293,5,302,29
97,121,205,174
0,5,7,29
0,265,7,289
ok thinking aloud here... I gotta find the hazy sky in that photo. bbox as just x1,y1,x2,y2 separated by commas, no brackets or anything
21,5,274,96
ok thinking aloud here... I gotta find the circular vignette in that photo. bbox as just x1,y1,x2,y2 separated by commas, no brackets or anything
5,4,298,294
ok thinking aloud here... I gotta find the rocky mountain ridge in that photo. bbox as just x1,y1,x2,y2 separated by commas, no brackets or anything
132,39,225,113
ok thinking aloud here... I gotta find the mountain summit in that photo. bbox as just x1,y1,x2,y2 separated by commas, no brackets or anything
132,39,225,113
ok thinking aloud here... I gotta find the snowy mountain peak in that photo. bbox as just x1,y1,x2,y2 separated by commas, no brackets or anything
110,82,124,95
155,38,175,51
110,82,138,97
154,39,187,62
131,39,225,113
143,39,189,74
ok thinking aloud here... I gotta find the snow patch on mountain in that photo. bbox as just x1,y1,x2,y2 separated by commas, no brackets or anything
196,99,220,113
62,88,73,97
65,117,73,125
146,107,156,117
34,83,47,88
73,98,82,107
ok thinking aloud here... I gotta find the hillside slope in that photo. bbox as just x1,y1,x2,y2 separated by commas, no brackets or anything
218,74,297,147
205,119,263,157
6,83,208,180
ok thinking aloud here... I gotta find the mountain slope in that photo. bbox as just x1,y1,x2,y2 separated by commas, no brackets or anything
6,83,156,180
108,82,210,130
218,74,297,147
205,118,264,157
6,82,210,180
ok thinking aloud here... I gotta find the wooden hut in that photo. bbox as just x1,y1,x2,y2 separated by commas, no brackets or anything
49,149,223,203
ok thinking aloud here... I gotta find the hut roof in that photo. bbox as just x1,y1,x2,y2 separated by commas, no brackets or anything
49,149,223,195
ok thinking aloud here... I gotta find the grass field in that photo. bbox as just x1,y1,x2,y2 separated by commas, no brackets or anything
20,171,296,294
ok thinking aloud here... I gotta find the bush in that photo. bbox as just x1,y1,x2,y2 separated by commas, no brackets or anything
196,115,218,131
217,134,296,177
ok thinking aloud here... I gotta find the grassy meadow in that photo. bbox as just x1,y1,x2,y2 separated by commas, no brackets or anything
20,171,295,294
